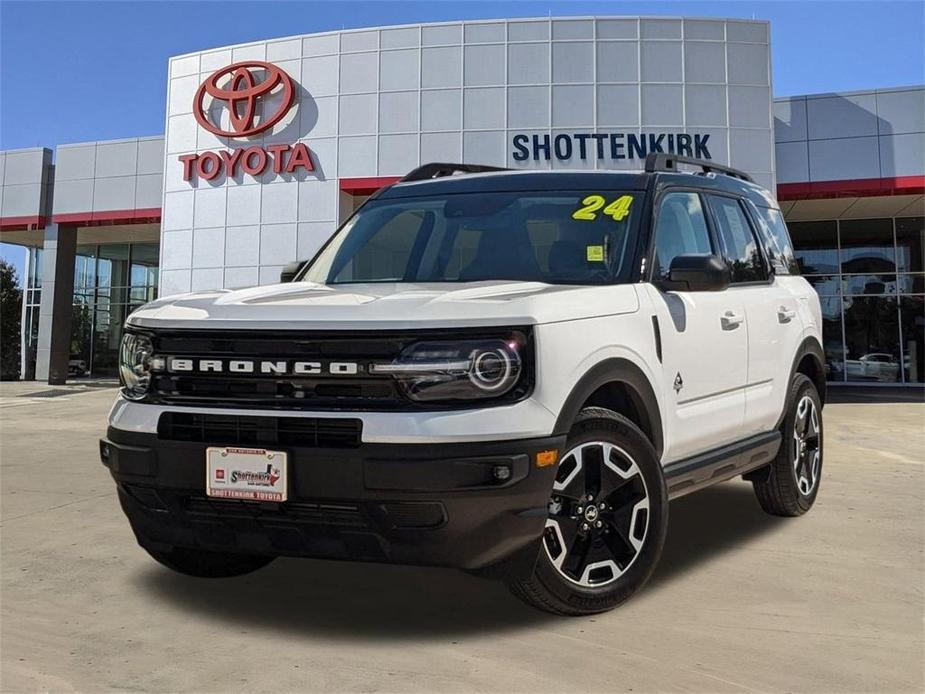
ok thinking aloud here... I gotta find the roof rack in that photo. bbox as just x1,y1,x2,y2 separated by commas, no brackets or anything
644,153,753,183
400,162,509,183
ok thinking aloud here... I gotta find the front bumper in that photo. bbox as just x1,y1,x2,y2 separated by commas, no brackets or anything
108,396,559,444
101,426,565,572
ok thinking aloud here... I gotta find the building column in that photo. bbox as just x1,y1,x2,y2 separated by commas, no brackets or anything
19,246,33,380
34,223,77,385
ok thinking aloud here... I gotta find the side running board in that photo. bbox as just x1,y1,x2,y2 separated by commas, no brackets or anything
663,431,781,500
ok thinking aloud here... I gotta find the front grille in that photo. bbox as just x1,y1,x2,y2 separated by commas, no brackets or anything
158,412,362,448
151,374,402,409
142,327,533,410
184,496,368,527
148,329,410,410
370,502,447,529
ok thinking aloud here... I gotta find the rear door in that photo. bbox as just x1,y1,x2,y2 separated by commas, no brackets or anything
704,195,803,436
644,190,748,463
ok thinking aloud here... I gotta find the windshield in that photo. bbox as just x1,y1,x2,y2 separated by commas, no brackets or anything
301,190,641,285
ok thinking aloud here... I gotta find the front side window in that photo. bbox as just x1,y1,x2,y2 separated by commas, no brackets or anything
303,191,641,285
707,195,768,283
651,192,713,280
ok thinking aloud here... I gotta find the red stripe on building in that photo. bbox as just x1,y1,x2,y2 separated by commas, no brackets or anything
0,215,46,231
52,208,162,227
339,176,401,195
777,176,925,200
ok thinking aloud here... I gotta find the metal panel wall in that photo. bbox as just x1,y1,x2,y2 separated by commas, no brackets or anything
773,86,925,184
51,137,165,216
161,17,774,296
0,148,53,222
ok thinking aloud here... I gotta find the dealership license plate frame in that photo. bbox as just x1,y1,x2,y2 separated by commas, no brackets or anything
206,447,288,502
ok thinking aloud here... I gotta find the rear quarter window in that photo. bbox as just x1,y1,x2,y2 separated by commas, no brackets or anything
752,204,799,275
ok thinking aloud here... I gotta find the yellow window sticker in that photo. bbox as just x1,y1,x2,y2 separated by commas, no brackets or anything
603,195,633,221
572,194,633,222
586,245,605,262
572,194,605,220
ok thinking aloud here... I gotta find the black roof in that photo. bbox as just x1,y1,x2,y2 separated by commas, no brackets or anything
377,167,778,208
379,170,650,198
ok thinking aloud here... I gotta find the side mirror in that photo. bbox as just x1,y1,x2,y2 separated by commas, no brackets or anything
280,260,306,283
663,254,730,292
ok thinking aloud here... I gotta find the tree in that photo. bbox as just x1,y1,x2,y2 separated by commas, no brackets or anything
0,258,23,380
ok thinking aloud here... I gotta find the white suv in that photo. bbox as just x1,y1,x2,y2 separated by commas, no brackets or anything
102,154,825,615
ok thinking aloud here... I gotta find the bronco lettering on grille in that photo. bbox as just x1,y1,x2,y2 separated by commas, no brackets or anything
157,357,360,376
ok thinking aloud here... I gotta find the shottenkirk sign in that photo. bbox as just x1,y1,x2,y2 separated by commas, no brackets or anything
181,61,314,182
511,132,712,162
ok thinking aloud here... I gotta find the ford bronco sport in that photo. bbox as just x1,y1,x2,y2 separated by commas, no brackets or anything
102,154,825,615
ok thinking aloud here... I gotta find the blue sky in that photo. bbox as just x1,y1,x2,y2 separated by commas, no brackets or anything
2,0,924,278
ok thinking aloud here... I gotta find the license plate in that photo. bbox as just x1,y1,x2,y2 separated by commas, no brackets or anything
206,447,287,502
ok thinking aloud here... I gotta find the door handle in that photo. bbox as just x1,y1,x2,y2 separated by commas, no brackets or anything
721,310,744,330
778,306,797,323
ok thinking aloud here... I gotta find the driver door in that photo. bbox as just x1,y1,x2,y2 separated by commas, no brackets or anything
644,191,748,463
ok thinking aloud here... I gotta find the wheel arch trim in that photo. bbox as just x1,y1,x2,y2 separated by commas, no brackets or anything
776,336,827,430
552,358,664,458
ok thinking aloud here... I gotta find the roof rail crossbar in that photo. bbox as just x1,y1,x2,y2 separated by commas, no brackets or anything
400,162,509,182
644,153,753,183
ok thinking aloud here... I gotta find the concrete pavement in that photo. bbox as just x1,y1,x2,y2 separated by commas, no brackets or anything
1,382,922,693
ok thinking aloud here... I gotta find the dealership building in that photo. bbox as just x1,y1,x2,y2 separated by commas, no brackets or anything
0,16,922,385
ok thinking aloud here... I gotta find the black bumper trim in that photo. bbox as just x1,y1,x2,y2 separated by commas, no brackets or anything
102,426,564,572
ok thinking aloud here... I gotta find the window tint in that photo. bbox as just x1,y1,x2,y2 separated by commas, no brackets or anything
305,191,640,285
752,205,798,275
707,195,767,283
329,210,425,282
652,192,713,279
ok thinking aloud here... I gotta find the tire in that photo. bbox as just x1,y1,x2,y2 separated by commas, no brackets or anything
144,546,276,578
752,373,823,517
506,407,668,616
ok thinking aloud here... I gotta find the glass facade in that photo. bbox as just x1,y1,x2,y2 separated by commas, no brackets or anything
23,242,159,379
790,216,924,384
21,249,44,379
72,243,159,377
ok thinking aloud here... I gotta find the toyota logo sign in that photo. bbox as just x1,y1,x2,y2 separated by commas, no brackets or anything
181,60,314,182
193,61,296,138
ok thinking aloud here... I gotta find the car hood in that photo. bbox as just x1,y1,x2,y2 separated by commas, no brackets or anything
127,281,639,330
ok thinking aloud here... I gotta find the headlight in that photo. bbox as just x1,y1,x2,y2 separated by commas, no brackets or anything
119,332,153,401
370,336,525,402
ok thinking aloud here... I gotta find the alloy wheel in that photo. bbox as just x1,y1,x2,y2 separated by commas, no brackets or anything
792,395,821,495
543,441,650,587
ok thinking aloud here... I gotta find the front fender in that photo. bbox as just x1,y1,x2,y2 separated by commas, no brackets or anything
552,356,664,458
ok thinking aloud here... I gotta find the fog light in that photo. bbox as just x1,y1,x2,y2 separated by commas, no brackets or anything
492,465,512,481
99,441,112,466
536,449,559,468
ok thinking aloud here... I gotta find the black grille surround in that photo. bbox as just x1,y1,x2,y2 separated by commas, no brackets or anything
158,412,363,448
136,326,534,411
